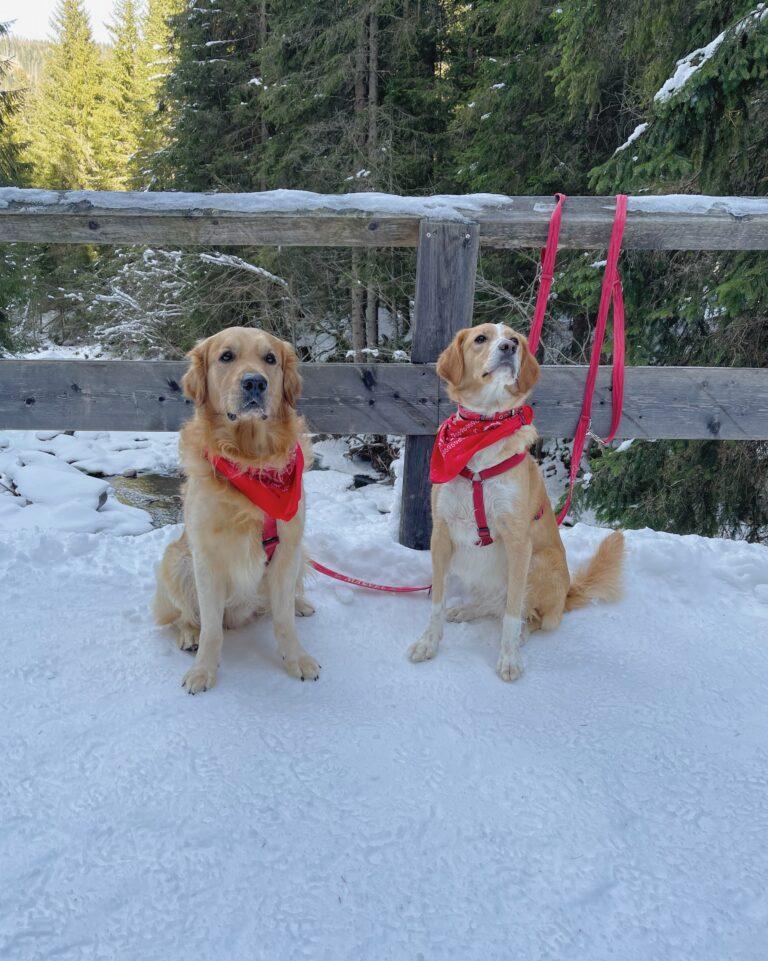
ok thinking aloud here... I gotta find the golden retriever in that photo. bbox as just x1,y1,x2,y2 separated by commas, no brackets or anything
153,326,318,694
408,323,625,681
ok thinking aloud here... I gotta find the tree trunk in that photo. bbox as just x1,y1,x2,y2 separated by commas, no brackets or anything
259,0,268,191
368,8,378,169
571,312,590,363
363,10,379,350
354,14,367,158
350,251,365,361
365,270,378,349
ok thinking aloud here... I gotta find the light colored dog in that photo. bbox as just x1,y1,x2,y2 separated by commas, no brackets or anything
409,323,625,681
153,326,318,694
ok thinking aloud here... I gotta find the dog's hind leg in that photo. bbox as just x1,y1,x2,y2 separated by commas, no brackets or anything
155,534,201,652
293,552,315,617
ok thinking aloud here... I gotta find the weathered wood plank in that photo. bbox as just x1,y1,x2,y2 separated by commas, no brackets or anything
1,361,767,439
0,360,441,434
400,222,481,549
2,189,768,249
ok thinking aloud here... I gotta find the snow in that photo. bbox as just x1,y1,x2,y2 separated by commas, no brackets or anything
1,434,768,958
0,430,179,534
529,194,768,218
311,437,379,478
4,187,768,227
2,345,768,958
11,340,108,360
199,252,289,286
654,34,727,103
614,122,648,154
8,462,109,510
654,4,768,103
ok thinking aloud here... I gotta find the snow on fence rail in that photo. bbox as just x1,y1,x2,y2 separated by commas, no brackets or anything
2,188,768,248
1,189,768,549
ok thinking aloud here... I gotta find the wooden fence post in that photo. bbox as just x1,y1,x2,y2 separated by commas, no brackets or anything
398,220,480,549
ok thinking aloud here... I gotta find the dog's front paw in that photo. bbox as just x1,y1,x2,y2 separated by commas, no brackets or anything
283,651,320,681
295,597,315,617
176,626,199,653
496,652,523,683
408,634,439,663
182,663,217,694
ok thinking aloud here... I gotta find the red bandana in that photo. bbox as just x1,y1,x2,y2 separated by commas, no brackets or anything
206,445,304,521
430,405,534,484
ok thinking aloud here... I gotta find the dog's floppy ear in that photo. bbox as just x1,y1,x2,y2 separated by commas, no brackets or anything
181,340,208,406
515,334,540,396
436,329,468,387
280,340,302,408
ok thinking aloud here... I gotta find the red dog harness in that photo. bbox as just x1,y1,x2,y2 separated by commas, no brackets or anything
206,445,304,563
430,405,543,547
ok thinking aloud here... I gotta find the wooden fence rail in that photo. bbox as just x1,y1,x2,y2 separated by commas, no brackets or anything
2,188,767,548
2,189,768,248
2,361,766,439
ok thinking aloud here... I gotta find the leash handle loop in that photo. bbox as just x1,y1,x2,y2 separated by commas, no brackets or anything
556,194,628,524
528,192,566,354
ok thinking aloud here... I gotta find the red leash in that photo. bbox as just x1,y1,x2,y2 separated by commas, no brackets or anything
308,558,431,593
262,517,431,592
528,194,628,524
528,192,567,354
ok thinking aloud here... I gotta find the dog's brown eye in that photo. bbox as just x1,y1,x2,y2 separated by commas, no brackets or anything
474,334,487,344
264,352,277,365
510,337,519,346
219,350,234,363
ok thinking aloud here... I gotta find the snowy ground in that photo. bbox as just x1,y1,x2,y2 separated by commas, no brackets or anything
2,428,768,960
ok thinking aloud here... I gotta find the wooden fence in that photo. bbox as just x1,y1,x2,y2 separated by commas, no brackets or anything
2,188,768,549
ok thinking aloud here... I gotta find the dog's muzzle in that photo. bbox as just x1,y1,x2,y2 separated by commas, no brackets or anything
483,338,520,378
233,372,269,419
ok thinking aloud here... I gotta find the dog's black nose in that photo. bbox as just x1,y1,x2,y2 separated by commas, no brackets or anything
242,373,268,395
498,337,518,353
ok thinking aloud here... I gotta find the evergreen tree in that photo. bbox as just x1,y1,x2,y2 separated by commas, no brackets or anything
94,0,144,189
0,21,27,186
1,20,32,351
161,0,270,190
578,2,768,540
135,0,183,187
159,0,450,355
24,0,104,188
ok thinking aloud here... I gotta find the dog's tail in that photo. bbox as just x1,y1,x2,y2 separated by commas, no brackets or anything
565,530,625,612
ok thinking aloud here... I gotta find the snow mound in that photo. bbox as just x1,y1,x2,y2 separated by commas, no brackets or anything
0,431,168,534
1,464,767,960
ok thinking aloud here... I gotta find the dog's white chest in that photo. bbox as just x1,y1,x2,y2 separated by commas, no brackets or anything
435,443,524,548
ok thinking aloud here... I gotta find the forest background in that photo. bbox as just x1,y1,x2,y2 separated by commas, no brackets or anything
1,0,767,540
